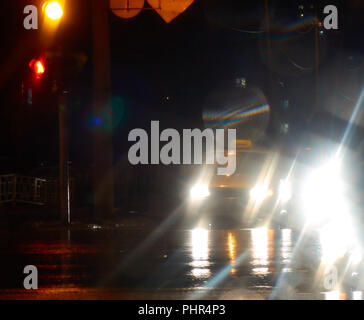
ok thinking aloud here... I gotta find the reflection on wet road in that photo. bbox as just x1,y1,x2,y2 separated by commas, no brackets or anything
0,226,362,299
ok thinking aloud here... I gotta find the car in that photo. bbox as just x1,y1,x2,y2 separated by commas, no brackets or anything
179,141,292,229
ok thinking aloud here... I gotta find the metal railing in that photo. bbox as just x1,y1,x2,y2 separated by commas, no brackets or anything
0,175,60,206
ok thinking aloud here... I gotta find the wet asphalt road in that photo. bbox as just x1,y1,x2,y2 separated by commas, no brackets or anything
0,225,363,300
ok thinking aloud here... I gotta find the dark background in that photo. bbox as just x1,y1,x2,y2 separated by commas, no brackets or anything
0,0,364,177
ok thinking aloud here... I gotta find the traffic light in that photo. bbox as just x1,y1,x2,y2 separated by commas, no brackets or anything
29,59,46,79
42,1,64,21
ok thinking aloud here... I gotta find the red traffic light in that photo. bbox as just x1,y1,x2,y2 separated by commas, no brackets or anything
29,59,46,78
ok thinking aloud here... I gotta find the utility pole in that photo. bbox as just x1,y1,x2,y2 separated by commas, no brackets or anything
59,88,71,225
92,0,114,221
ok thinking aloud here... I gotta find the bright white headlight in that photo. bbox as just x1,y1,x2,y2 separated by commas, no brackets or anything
303,160,346,223
250,185,273,201
190,184,210,200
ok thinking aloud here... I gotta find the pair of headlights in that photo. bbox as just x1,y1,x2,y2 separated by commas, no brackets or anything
189,180,292,202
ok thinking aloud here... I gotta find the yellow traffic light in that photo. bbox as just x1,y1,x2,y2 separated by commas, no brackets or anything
43,1,64,21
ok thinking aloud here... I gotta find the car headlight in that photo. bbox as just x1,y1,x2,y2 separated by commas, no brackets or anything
190,184,210,200
250,185,273,201
279,179,292,203
302,160,347,223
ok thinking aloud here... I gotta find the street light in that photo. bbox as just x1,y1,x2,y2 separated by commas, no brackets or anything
43,1,64,21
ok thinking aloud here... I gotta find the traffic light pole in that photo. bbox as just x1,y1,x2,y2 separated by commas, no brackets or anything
46,50,86,226
59,89,71,225
92,0,114,221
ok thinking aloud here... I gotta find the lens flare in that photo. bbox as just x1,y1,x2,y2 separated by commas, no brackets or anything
203,86,270,142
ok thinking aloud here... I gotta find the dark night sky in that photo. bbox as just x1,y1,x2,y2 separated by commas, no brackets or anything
1,0,364,173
